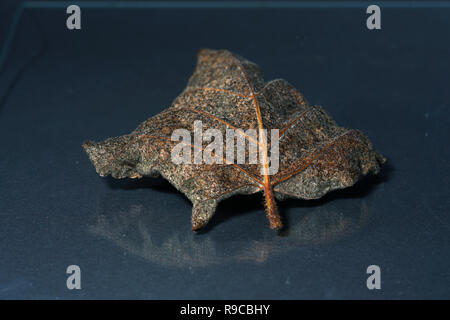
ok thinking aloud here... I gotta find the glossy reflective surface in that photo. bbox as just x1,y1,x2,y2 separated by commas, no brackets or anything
0,5,449,299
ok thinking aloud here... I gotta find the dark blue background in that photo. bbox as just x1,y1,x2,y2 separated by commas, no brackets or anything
0,1,449,299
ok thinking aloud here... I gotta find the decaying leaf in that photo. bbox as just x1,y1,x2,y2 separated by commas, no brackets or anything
83,49,385,232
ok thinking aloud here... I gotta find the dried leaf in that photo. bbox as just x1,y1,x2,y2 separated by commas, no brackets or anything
83,49,385,231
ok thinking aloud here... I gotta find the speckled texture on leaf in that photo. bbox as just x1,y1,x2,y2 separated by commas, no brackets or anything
83,49,385,231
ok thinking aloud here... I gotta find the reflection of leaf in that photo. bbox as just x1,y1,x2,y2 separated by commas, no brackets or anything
88,191,373,267
83,49,385,231
89,201,222,267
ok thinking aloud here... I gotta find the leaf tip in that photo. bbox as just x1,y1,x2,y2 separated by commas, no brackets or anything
376,152,387,165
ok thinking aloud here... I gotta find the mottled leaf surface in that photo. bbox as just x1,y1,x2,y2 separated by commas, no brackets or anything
83,49,385,231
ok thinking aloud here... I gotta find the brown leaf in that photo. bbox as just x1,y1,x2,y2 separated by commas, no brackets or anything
83,49,385,232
